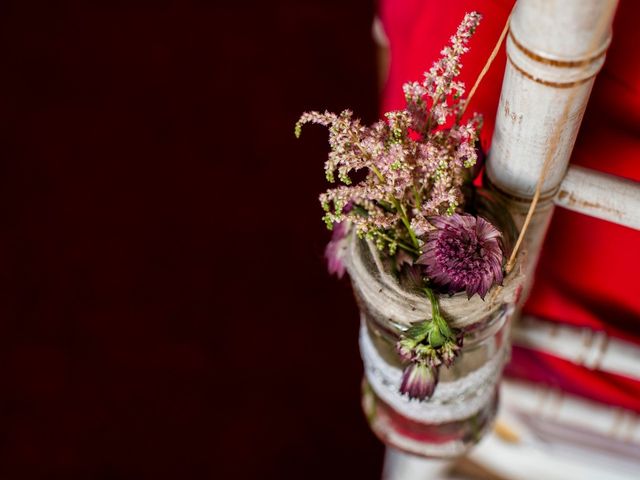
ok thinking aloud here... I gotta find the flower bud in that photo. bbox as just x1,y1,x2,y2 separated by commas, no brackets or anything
427,322,446,348
399,361,438,401
395,338,416,363
440,339,461,367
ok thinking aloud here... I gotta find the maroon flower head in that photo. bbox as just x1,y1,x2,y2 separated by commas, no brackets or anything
417,214,503,299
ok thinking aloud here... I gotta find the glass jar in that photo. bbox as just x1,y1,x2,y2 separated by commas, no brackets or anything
345,190,523,458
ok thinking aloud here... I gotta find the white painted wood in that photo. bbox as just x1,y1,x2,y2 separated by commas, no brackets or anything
372,16,389,48
513,316,640,380
499,380,640,447
509,0,612,63
555,165,640,230
469,436,638,480
487,0,616,198
382,448,450,480
486,0,619,297
463,380,640,480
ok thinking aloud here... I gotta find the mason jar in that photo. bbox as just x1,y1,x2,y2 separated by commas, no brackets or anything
345,190,524,458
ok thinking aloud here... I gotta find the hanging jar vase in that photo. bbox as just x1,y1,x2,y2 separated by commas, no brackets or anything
346,190,525,458
295,9,527,461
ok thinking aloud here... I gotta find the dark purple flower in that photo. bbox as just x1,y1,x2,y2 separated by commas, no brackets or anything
417,214,503,299
325,221,350,278
400,361,437,400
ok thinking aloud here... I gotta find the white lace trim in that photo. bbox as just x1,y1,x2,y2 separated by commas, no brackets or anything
360,320,507,424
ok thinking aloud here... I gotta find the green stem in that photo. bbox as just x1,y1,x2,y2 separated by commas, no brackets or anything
422,287,452,337
425,94,441,134
370,164,420,252
370,165,385,183
393,198,420,251
422,287,440,319
412,182,422,208
375,231,420,255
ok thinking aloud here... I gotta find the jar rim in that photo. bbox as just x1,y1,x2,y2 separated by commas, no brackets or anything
345,189,525,331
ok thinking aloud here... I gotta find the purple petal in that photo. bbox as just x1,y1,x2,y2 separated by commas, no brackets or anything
325,222,350,278
400,362,437,400
418,214,505,299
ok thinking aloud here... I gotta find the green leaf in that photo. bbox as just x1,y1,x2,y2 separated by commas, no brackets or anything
428,325,445,348
405,321,430,341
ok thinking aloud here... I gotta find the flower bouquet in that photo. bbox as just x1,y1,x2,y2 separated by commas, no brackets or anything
297,12,524,457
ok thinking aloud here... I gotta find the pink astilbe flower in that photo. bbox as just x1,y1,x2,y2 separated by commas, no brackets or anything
405,12,482,136
297,12,494,398
296,11,485,259
417,214,504,299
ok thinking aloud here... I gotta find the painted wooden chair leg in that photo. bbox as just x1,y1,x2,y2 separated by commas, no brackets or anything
382,447,451,480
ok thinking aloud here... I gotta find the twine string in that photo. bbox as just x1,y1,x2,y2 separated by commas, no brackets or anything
460,12,512,118
503,1,616,274
457,5,554,275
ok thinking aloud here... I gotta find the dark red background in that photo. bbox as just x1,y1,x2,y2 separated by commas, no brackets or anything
0,1,383,478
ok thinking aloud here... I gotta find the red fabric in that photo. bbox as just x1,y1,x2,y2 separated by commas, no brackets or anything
507,346,640,414
380,0,640,412
380,0,513,150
